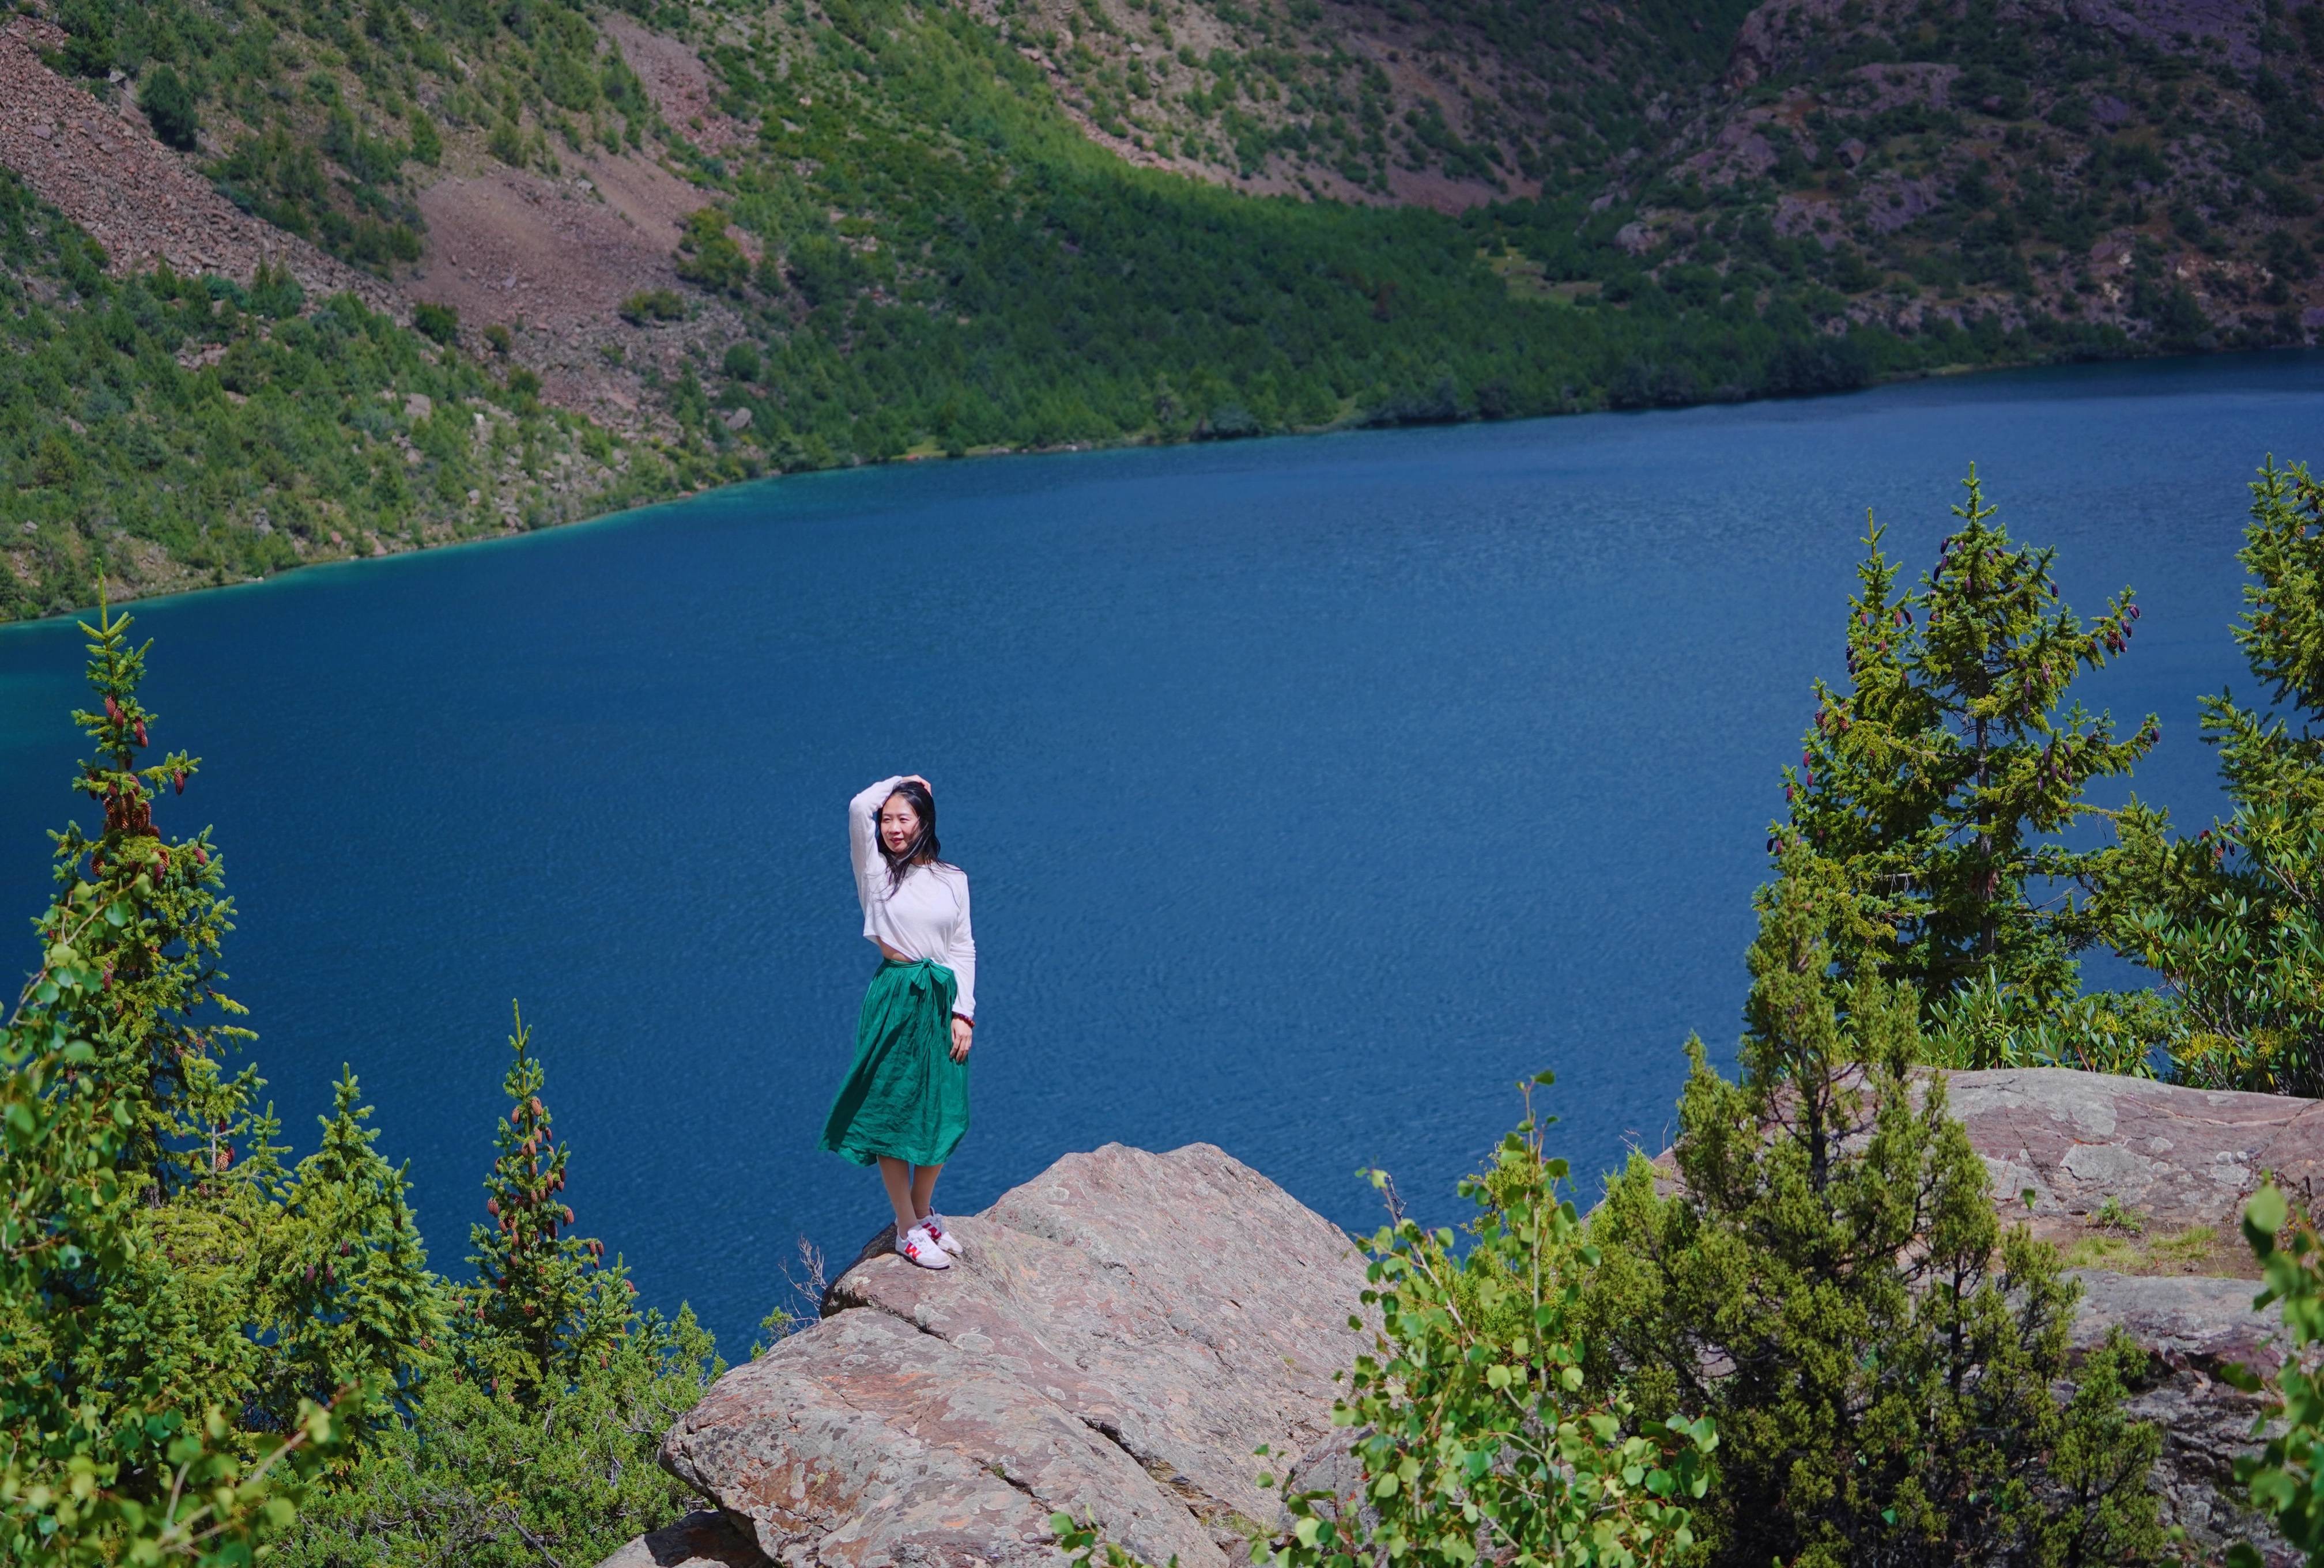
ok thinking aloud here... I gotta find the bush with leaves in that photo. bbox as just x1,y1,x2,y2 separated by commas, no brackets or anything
1781,467,2155,1067
1252,1075,1714,1568
1582,846,2165,1568
141,64,199,151
2097,459,2324,1094
2226,1181,2324,1566
675,208,751,296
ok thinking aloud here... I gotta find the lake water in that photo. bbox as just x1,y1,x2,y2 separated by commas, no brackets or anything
3,352,2321,1352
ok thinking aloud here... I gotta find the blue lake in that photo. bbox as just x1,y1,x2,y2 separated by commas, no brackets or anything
3,353,2321,1352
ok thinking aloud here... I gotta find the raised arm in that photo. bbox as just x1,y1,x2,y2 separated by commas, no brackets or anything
848,776,906,913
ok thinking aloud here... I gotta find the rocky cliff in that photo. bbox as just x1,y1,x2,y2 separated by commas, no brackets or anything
606,1069,2321,1567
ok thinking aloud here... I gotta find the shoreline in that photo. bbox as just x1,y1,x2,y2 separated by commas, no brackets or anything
7,341,2312,632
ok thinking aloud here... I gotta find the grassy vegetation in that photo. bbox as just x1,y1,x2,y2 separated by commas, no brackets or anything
0,168,660,619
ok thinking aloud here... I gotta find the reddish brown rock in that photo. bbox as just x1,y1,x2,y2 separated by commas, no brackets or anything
663,1309,1220,1567
1948,1067,2324,1251
650,1143,1369,1568
595,1510,769,1568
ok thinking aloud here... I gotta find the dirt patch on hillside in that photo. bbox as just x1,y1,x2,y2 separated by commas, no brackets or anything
408,142,752,437
601,13,752,154
0,7,753,438
413,156,691,334
0,14,393,307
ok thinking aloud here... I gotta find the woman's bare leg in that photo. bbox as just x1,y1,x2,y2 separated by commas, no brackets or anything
877,1157,919,1237
910,1162,942,1221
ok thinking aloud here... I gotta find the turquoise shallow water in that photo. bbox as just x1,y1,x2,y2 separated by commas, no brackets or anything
3,352,2321,1351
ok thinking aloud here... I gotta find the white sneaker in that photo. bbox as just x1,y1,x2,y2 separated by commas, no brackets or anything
896,1225,951,1269
920,1212,965,1256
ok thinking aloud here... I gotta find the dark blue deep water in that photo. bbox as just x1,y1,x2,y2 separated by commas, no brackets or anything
3,353,2322,1352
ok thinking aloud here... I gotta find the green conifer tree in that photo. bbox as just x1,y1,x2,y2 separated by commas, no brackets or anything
258,1071,443,1433
140,65,200,152
1582,846,2164,1567
461,1006,632,1396
279,1017,719,1568
1785,466,2155,1055
1,603,346,1563
2097,459,2324,1092
41,599,252,1196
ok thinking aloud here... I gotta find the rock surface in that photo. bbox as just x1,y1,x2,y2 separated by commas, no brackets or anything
647,1143,1369,1568
1948,1071,2307,1565
596,1510,770,1568
1951,1066,2324,1273
2065,1269,2285,1562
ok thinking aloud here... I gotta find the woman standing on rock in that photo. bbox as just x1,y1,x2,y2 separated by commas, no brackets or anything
818,774,976,1271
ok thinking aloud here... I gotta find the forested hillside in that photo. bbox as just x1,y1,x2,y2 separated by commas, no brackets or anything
1,0,2320,616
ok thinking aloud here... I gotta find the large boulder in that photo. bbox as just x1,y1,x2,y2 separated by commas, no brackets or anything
644,1143,1370,1568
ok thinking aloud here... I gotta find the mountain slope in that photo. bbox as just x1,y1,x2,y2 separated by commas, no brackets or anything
0,0,2316,620
1594,0,2324,350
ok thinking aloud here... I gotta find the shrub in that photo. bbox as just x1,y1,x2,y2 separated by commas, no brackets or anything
487,115,526,167
722,341,762,381
1582,847,2165,1568
141,64,201,152
483,322,514,355
413,300,459,344
783,234,865,309
408,109,443,167
618,288,686,325
675,207,750,295
1258,1076,1715,1568
2227,1183,2324,1564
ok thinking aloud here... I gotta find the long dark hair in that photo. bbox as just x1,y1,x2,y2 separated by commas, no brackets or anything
877,779,949,891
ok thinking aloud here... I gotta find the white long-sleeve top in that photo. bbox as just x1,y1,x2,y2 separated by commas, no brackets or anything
849,776,976,1020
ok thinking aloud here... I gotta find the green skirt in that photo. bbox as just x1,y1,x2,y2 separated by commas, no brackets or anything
818,957,970,1167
